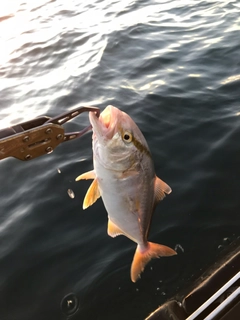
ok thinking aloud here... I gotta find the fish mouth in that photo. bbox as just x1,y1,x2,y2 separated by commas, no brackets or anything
89,105,118,141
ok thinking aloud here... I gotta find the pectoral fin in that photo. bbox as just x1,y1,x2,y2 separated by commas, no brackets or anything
107,219,124,238
75,170,96,181
83,178,100,209
154,176,172,204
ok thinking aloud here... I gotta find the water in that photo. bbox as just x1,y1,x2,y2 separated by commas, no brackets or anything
0,1,240,319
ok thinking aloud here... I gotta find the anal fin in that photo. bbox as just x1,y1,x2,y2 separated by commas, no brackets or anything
108,220,124,238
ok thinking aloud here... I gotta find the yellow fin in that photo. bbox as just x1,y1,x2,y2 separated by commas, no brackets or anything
154,176,172,203
130,242,176,282
107,219,124,238
83,178,100,209
75,170,95,181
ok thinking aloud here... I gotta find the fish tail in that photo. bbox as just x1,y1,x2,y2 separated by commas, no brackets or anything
130,242,177,282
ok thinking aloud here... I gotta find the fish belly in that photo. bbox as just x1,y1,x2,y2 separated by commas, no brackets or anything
95,164,143,244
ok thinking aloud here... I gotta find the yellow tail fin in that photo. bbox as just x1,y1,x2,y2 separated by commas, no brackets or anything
130,242,177,282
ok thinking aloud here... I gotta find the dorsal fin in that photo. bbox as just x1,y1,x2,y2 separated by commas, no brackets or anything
154,176,172,204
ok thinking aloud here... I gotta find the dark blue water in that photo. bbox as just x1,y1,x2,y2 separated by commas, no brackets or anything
0,1,240,319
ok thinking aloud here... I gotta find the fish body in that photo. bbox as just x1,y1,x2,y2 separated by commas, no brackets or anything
76,105,176,282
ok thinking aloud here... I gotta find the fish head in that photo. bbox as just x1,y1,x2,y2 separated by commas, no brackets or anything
89,105,152,171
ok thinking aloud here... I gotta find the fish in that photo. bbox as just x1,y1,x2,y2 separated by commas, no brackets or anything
76,105,176,282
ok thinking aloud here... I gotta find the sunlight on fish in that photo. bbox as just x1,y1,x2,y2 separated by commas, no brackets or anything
76,105,176,282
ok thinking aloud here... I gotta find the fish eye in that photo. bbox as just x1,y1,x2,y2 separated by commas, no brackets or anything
122,131,133,143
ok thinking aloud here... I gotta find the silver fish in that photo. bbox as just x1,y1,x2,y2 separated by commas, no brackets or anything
76,105,176,282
